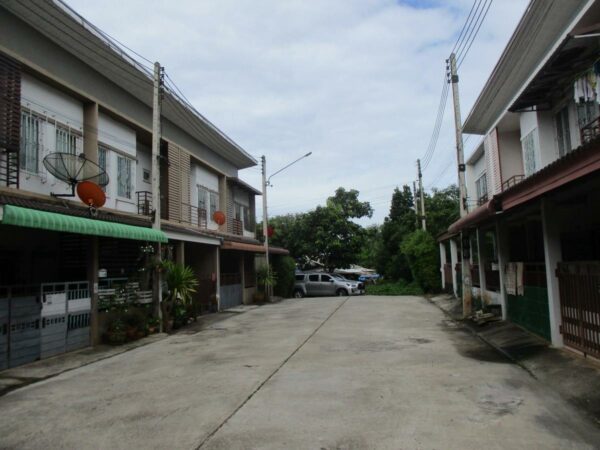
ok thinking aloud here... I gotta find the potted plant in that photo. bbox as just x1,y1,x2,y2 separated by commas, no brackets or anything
161,260,198,332
106,317,126,345
255,264,277,303
146,317,160,334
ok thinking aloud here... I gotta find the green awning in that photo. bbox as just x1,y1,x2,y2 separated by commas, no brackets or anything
0,205,167,243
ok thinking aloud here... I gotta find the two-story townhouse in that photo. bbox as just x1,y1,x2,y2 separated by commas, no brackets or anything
0,1,285,369
439,0,600,359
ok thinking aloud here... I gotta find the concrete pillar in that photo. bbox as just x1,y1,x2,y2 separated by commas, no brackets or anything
215,247,221,311
240,253,248,304
495,221,509,320
476,227,487,296
83,103,99,163
450,238,459,298
439,242,447,290
541,198,564,348
87,236,99,345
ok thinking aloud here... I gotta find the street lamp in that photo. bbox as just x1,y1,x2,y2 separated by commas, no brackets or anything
261,152,312,271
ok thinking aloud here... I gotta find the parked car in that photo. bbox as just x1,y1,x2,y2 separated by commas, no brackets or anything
293,272,364,298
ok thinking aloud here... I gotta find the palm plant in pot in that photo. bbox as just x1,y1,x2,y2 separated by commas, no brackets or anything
161,260,198,332
254,264,277,303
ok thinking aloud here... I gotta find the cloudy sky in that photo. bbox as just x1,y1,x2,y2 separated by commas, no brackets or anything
69,0,529,225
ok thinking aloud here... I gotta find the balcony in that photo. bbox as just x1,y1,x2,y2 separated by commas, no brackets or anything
232,218,243,236
581,116,600,145
477,193,489,206
180,203,208,229
501,174,525,192
136,191,152,216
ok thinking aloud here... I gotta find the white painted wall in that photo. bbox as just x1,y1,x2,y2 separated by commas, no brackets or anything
498,130,523,183
466,150,486,208
537,111,558,169
98,113,137,213
136,144,152,193
19,74,84,196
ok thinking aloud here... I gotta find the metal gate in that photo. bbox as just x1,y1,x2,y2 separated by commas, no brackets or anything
220,273,243,310
41,282,90,356
0,286,41,369
557,262,600,359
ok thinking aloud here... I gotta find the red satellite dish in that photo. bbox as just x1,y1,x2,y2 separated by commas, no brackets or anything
213,210,226,225
267,225,275,237
76,181,106,208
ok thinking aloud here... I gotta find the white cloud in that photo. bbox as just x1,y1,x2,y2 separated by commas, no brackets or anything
67,0,529,224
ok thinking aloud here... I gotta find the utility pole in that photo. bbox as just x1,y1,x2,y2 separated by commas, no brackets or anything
152,62,164,330
417,159,426,231
448,52,471,317
412,181,419,229
261,155,269,269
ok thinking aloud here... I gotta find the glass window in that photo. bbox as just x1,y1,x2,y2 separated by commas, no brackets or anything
321,274,332,282
295,275,305,281
475,173,487,203
308,274,319,282
56,127,76,154
209,192,218,217
555,106,571,157
117,155,132,198
522,130,538,177
197,186,207,211
20,112,40,173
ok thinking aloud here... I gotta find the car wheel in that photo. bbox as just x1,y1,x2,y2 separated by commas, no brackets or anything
336,289,348,297
293,289,305,298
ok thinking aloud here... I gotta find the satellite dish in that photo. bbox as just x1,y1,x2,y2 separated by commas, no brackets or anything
77,181,106,208
43,152,109,198
213,211,226,225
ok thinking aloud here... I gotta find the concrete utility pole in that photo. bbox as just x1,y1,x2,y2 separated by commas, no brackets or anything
448,52,472,317
412,181,419,229
152,61,164,329
261,155,269,269
417,159,426,231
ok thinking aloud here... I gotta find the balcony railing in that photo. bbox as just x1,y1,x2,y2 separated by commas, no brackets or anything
180,203,208,229
501,174,525,192
232,218,243,236
581,116,600,145
477,193,489,206
136,191,152,216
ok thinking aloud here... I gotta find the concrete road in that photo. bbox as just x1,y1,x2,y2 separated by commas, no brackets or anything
1,296,599,449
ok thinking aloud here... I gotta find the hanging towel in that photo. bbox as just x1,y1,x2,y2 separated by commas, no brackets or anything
505,262,517,296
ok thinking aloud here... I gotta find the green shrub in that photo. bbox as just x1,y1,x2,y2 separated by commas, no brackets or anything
272,255,296,298
400,230,440,293
365,280,423,296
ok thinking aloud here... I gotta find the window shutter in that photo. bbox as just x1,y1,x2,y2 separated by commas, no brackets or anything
484,128,502,195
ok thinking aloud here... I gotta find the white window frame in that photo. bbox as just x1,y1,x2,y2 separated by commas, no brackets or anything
55,125,77,155
20,112,41,174
117,154,133,199
522,129,539,177
475,173,488,203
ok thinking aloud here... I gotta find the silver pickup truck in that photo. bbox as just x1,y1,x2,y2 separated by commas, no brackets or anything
293,272,364,298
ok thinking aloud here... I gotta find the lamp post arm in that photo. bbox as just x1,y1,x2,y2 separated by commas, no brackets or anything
267,152,312,185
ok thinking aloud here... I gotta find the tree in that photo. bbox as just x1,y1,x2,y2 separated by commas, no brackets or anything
424,184,460,239
377,185,416,281
401,230,440,293
268,187,372,272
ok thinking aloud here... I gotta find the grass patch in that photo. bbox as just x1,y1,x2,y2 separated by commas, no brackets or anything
365,281,424,296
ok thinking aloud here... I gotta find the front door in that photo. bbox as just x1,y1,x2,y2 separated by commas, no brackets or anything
320,274,336,296
305,274,320,296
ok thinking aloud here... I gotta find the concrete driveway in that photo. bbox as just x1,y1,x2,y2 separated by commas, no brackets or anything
1,296,599,449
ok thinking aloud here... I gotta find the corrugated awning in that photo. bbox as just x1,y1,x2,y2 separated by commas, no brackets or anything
221,240,289,255
0,205,167,242
447,200,500,235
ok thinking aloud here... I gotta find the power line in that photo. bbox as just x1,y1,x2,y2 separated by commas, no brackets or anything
450,0,481,54
454,0,485,59
458,0,494,68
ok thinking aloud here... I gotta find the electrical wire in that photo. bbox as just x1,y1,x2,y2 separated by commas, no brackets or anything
457,0,494,68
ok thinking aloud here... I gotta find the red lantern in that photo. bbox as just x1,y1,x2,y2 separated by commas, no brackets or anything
213,210,226,225
267,225,275,237
76,181,106,208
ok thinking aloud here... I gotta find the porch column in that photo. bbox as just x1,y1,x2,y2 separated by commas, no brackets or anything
476,227,487,296
240,253,248,304
495,221,509,320
176,240,185,266
83,103,99,163
215,247,221,311
450,238,458,298
541,198,564,347
87,236,99,345
439,242,447,290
